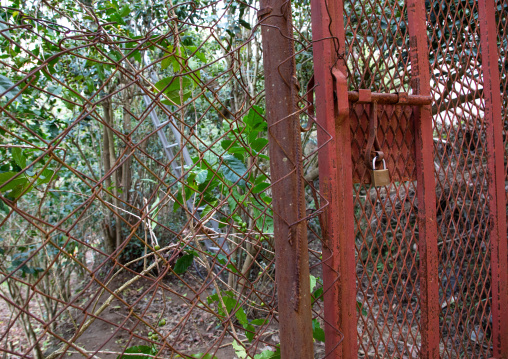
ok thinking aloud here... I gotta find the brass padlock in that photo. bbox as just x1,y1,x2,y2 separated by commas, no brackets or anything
370,157,390,187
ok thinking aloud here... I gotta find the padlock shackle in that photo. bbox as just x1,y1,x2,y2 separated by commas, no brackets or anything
372,156,386,170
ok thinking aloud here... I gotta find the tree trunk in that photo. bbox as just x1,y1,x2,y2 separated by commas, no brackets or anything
102,101,119,254
122,91,132,207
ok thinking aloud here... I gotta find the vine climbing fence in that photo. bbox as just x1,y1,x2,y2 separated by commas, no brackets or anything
0,0,507,359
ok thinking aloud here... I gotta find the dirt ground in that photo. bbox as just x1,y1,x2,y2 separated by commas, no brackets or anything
55,272,241,358
0,267,282,358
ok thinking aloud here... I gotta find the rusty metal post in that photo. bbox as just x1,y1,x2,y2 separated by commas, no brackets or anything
310,0,359,356
258,1,314,357
406,2,440,358
478,0,508,357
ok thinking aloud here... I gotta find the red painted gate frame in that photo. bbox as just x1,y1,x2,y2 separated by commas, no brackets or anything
478,0,508,357
310,0,357,356
310,0,508,358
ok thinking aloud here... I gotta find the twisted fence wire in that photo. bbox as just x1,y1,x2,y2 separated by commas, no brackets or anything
0,1,330,358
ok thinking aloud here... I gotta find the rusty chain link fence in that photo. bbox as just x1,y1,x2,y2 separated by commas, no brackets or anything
1,0,507,358
0,0,324,357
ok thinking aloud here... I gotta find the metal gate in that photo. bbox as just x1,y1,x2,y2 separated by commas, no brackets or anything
1,0,507,358
310,0,508,358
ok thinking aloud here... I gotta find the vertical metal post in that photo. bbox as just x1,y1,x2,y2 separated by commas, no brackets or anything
310,0,359,356
478,0,508,357
258,0,314,357
406,2,440,358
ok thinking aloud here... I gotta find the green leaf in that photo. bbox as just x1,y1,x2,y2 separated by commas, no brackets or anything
185,46,207,62
239,19,251,30
244,323,255,342
0,172,27,192
309,275,317,292
203,151,219,167
254,346,280,359
161,57,171,70
130,50,142,63
195,170,208,184
231,213,246,227
119,5,130,17
260,193,272,205
228,146,247,155
11,148,26,169
312,319,325,342
201,201,217,219
117,345,153,359
162,46,183,72
227,263,238,274
207,293,219,305
254,208,273,233
252,182,270,194
110,12,126,25
223,295,237,312
191,354,218,359
47,84,62,97
255,175,268,184
243,105,265,130
231,340,247,359
173,253,195,274
173,191,184,212
149,196,161,230
37,169,54,185
254,351,276,359
356,300,368,316
0,22,11,39
155,76,193,105
250,138,268,152
220,139,233,150
251,318,267,326
9,181,32,199
312,287,323,305
195,51,207,63
220,155,247,186
235,307,248,326
0,74,21,103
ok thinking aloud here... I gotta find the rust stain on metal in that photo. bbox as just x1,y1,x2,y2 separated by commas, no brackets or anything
259,0,314,354
311,0,358,357
407,0,440,357
478,0,508,356
348,91,432,105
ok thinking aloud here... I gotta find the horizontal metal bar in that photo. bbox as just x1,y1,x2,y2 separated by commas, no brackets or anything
347,91,433,105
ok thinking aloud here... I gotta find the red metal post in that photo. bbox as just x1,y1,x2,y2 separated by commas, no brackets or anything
310,0,359,356
478,0,508,357
406,1,440,358
258,0,314,357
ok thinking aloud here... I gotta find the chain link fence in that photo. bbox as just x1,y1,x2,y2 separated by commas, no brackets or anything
0,1,326,358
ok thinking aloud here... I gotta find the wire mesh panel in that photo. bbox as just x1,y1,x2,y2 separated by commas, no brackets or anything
341,1,424,357
339,0,507,357
350,105,421,358
427,0,497,356
0,1,325,358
